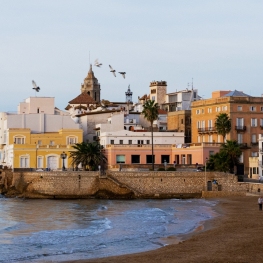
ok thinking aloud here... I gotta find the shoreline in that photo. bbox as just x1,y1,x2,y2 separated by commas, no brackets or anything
59,196,263,263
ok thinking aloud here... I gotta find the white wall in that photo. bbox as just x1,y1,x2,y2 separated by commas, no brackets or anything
100,130,184,147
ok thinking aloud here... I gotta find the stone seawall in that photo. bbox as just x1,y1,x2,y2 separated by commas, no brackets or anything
0,170,259,199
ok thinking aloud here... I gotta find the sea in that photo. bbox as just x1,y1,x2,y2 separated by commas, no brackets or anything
0,196,218,263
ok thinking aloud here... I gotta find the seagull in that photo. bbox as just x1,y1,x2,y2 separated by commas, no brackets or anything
32,80,40,92
94,59,102,67
118,72,126,79
109,65,116,77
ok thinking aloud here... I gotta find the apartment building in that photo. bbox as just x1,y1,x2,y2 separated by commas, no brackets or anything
191,90,263,174
0,97,82,170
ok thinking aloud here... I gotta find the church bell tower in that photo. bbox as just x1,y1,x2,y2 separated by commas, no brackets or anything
81,64,101,103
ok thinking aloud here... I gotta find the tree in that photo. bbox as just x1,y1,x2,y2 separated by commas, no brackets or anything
142,100,159,170
70,141,107,171
214,113,231,142
206,140,241,173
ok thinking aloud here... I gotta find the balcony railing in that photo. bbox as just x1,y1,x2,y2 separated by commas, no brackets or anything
238,143,249,149
197,127,217,133
259,161,263,167
235,126,246,131
251,142,259,146
260,148,263,153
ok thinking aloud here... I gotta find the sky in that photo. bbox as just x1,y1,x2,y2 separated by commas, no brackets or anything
1,0,263,112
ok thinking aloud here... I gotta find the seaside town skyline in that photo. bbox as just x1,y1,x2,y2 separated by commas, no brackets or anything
1,1,263,112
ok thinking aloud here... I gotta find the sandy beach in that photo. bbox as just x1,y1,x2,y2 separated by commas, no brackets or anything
60,196,263,263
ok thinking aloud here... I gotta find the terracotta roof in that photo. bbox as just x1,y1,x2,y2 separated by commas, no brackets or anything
68,92,96,104
158,109,167,114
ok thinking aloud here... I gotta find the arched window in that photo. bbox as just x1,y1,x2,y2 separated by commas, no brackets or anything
20,156,29,168
14,135,25,144
67,136,77,145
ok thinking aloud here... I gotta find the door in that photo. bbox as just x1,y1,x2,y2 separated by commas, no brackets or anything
47,156,58,170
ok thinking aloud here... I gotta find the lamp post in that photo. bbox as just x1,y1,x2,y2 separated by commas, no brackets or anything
204,157,208,191
164,160,167,171
60,151,67,171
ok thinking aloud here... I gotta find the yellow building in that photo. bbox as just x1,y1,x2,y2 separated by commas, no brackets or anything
9,128,82,170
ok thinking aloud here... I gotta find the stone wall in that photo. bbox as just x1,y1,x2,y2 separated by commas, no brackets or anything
0,170,259,199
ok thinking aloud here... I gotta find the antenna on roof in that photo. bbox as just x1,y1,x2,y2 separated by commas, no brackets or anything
192,78,194,90
89,51,90,65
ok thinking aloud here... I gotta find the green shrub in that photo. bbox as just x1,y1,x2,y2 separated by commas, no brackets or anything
167,167,176,171
157,167,165,171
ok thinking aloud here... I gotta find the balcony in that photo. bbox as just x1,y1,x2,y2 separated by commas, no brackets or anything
259,161,263,167
197,127,217,134
235,126,246,131
238,143,250,149
251,142,259,146
260,148,263,154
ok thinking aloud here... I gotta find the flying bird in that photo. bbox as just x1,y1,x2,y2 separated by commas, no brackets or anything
94,59,102,67
109,65,116,77
118,72,126,79
32,80,40,92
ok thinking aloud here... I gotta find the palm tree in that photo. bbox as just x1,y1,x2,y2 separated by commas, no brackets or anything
207,140,241,173
220,140,241,173
142,100,159,170
70,142,107,171
214,113,231,142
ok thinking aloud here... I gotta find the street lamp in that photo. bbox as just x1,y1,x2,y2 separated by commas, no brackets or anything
164,160,167,171
60,152,67,171
204,157,208,191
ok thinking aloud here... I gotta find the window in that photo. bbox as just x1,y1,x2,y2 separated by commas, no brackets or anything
161,155,170,164
252,134,257,143
208,120,213,129
253,167,258,174
237,134,243,143
197,136,201,143
152,96,155,101
131,155,140,163
222,106,227,111
250,106,256,111
116,155,125,163
128,140,132,144
146,155,155,164
208,135,213,143
20,156,29,168
146,140,150,144
110,140,114,144
67,136,77,145
201,109,204,113
208,108,212,113
251,118,257,127
37,140,42,145
181,119,184,124
217,135,221,143
37,156,43,168
239,152,244,163
252,152,258,157
196,109,200,114
50,140,55,146
209,151,214,156
14,137,25,144
237,106,242,111
236,118,244,127
261,107,263,112
260,119,263,127
216,107,221,112
119,140,123,144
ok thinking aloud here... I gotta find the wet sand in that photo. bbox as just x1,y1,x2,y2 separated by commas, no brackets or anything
62,196,263,263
